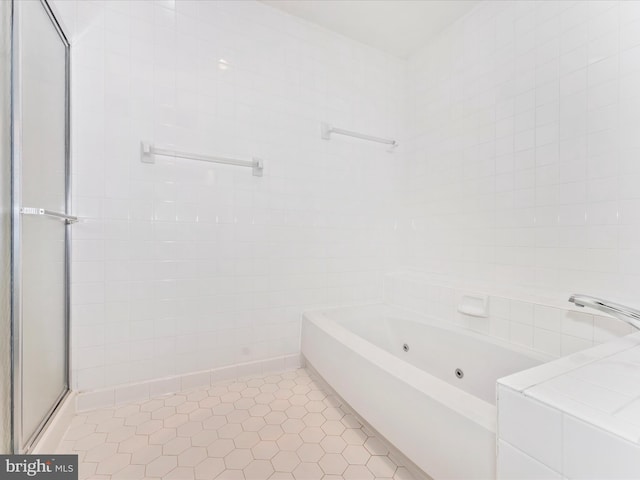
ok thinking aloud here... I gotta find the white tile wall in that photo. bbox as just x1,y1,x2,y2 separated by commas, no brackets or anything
401,0,640,305
52,0,640,397
51,0,404,391
384,272,632,357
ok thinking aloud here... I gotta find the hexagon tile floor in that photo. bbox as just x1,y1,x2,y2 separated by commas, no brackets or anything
57,368,418,480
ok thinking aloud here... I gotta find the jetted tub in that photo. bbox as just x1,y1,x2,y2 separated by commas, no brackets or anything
301,304,551,480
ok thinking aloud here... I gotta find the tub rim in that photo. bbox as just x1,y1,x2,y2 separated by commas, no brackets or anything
303,304,552,433
309,302,553,364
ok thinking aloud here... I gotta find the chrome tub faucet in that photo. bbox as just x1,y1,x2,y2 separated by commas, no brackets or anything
569,294,640,330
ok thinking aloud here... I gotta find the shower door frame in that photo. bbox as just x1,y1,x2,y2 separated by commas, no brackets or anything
10,0,72,454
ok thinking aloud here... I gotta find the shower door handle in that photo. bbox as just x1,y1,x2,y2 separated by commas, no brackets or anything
20,207,78,224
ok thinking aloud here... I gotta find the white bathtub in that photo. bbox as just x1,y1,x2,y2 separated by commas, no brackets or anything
301,304,550,480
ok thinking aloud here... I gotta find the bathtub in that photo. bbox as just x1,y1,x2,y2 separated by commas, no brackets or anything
301,304,551,480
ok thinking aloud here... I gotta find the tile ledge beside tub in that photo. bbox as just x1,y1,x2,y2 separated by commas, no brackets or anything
497,332,640,479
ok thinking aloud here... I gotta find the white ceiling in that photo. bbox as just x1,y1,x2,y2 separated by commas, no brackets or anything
260,0,479,59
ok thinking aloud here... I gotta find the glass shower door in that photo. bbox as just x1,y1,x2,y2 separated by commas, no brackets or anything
12,0,72,452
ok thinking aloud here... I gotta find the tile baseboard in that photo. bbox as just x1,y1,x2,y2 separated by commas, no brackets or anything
75,353,302,412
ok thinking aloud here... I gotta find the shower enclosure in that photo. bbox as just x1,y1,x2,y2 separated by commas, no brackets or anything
10,0,73,453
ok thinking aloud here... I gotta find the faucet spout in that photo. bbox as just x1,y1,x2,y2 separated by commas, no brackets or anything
569,294,640,330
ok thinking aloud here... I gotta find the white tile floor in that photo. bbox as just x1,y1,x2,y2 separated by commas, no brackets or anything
58,368,418,480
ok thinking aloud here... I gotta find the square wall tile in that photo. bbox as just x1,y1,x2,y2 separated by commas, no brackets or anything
497,440,562,480
563,415,640,479
498,386,563,472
